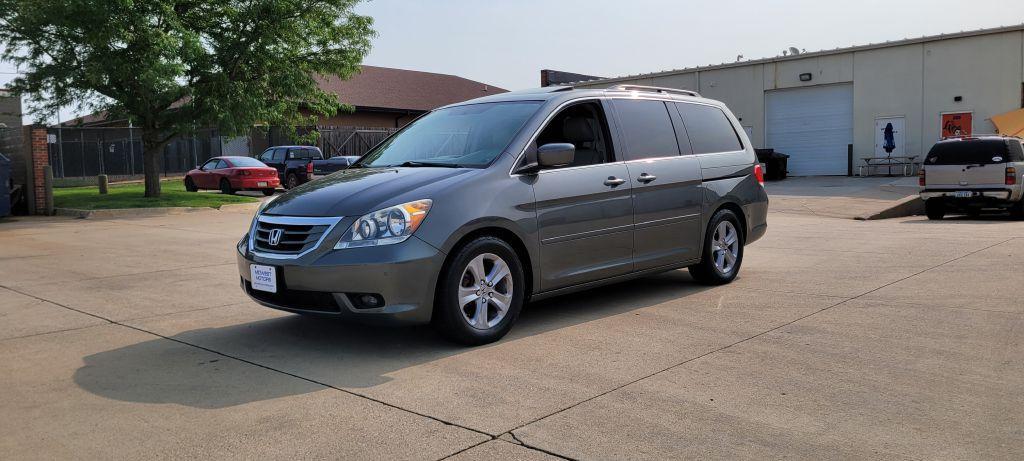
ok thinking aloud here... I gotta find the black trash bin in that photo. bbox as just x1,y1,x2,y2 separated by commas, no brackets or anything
755,148,789,180
0,154,10,217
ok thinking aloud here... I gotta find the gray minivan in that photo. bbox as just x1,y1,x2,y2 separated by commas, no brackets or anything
237,85,769,345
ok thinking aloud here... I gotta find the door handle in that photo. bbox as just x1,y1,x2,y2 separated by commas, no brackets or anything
637,173,657,183
604,176,626,187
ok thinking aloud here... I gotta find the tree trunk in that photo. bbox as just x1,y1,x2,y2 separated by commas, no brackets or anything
142,134,162,198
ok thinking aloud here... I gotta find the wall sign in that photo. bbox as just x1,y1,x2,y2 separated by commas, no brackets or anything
941,112,972,138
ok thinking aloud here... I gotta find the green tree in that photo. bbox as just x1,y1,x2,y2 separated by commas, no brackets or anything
0,0,374,197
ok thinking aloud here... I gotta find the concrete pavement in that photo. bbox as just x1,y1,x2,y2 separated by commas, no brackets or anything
1,207,1022,459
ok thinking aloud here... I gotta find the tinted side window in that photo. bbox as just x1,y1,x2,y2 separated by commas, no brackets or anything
675,103,743,154
271,148,285,162
259,150,273,162
214,160,228,169
201,159,218,169
1009,141,1024,162
612,99,680,161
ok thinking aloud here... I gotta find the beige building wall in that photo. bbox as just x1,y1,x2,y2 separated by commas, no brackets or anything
852,44,926,157
920,31,1023,145
576,27,1024,170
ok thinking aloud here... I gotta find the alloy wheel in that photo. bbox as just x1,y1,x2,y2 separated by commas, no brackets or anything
711,221,739,274
458,253,514,330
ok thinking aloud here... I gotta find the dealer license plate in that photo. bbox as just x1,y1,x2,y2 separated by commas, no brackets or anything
953,191,973,198
250,264,277,293
257,181,268,187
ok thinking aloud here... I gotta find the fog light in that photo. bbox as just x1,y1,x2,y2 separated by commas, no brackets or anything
348,293,385,309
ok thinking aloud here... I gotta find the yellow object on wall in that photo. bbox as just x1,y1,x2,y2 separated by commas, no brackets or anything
991,108,1024,137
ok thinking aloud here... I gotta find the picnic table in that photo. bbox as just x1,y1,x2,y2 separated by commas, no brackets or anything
857,155,919,177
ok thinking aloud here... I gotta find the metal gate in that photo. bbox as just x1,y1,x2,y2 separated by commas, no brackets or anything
317,127,397,158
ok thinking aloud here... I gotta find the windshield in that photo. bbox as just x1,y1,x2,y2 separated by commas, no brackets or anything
924,139,1016,165
229,157,267,167
359,101,541,167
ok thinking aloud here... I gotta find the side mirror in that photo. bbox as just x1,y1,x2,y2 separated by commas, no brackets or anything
537,143,575,168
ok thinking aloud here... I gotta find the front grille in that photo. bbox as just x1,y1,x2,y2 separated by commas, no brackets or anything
250,215,340,256
243,279,341,313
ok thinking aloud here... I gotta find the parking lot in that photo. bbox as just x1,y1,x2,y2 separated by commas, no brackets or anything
1,206,1022,459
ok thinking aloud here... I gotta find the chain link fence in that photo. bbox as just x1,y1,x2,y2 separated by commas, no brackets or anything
45,125,398,180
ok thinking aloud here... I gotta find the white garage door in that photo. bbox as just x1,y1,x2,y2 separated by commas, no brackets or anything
765,84,853,176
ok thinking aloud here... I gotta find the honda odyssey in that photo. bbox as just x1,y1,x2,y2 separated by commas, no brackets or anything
237,85,769,345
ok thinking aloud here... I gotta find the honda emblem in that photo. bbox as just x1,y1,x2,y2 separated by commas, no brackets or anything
268,228,284,246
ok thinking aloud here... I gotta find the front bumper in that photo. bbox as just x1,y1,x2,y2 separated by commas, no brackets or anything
237,234,445,325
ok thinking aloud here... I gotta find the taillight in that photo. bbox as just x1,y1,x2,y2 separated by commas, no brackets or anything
237,170,251,176
1007,167,1017,185
306,162,314,174
919,168,926,187
753,164,765,186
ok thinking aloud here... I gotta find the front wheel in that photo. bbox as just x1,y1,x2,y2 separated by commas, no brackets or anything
433,237,525,346
689,209,744,285
925,199,945,220
184,177,198,192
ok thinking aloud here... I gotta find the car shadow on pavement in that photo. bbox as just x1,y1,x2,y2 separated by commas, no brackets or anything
74,270,712,408
901,214,1021,224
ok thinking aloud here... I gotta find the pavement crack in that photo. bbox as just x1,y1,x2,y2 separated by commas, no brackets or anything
506,432,577,461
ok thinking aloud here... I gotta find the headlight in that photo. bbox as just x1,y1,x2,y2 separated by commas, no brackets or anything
335,199,432,249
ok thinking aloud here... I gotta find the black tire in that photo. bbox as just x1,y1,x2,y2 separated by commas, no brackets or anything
925,199,945,220
286,173,298,189
184,177,198,192
433,236,526,346
219,179,235,195
261,188,276,196
689,208,745,285
1011,200,1024,220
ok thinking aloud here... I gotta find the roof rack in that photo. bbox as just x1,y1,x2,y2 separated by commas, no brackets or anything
941,133,1022,140
610,84,701,98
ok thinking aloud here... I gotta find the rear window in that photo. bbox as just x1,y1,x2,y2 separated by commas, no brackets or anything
288,148,322,160
924,139,1020,165
228,157,265,167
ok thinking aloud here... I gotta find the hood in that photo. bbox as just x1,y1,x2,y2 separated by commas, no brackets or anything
262,167,476,217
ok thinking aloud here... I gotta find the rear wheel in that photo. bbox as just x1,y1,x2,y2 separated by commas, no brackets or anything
925,199,945,220
1011,200,1024,219
286,173,298,189
433,237,525,346
184,177,198,192
261,188,276,196
219,179,234,195
689,209,744,285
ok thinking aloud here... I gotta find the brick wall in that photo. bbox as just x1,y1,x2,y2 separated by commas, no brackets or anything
28,126,48,214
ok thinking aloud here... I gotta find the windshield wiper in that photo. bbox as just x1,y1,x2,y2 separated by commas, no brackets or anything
394,160,463,168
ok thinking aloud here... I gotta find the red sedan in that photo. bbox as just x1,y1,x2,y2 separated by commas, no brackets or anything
184,156,280,196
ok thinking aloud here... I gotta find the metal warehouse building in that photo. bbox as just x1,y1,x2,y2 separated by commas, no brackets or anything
574,24,1024,176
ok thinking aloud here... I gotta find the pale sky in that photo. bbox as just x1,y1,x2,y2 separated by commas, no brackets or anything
3,0,1024,124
